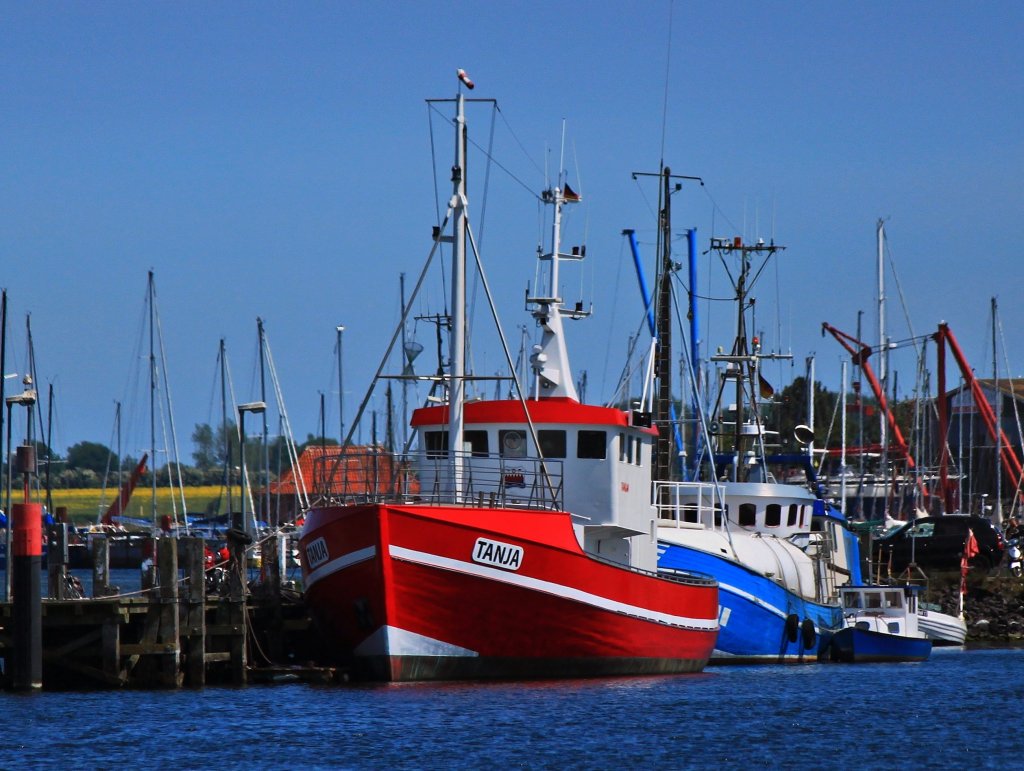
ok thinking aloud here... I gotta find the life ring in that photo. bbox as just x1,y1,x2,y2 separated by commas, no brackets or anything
785,613,800,643
801,618,817,649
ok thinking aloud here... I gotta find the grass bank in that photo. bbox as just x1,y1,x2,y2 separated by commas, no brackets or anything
42,486,227,525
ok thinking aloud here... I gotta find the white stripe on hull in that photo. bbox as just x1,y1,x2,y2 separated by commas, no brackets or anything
387,544,718,631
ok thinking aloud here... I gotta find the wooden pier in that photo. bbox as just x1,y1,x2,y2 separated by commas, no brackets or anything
0,533,333,689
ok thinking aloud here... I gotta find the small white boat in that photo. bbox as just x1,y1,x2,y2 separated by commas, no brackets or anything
917,604,967,646
829,585,932,663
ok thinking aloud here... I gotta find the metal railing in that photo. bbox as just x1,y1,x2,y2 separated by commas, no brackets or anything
653,480,727,529
310,450,564,511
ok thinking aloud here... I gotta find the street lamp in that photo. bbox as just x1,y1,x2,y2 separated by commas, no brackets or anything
237,401,266,538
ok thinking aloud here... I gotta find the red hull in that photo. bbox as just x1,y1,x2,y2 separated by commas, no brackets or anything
300,503,718,681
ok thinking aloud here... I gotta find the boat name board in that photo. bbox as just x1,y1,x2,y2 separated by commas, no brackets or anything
305,537,330,570
472,537,523,571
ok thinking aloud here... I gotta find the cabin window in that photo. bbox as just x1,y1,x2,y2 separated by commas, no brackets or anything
787,504,798,527
885,591,903,609
865,593,883,609
624,435,633,464
765,503,781,528
738,503,757,527
577,430,607,459
499,430,527,458
618,432,626,462
425,430,448,458
464,430,489,457
799,506,806,528
538,430,567,459
887,622,901,634
634,438,643,466
844,592,862,609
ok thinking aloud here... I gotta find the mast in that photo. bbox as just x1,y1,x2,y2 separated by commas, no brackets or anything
840,360,848,510
877,220,887,452
993,297,1002,523
448,84,469,496
258,318,271,528
219,339,231,517
526,137,587,402
336,324,345,445
655,167,674,483
148,270,157,526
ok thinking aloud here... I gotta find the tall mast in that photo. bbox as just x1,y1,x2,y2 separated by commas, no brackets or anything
219,339,231,516
148,270,157,526
993,297,1002,522
336,324,345,444
527,172,586,401
448,86,468,495
877,219,887,450
258,318,271,527
655,167,673,483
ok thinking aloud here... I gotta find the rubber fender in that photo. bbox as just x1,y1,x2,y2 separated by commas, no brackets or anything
227,527,254,546
801,618,817,649
785,613,800,643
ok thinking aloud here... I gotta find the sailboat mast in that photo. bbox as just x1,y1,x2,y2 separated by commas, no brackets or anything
148,271,157,526
219,339,231,516
993,297,1002,522
448,88,468,495
258,318,271,527
877,220,887,450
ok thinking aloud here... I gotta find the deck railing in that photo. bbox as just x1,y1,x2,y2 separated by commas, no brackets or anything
653,480,727,530
310,450,564,511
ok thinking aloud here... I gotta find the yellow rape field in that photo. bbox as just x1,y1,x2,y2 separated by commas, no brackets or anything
40,486,226,524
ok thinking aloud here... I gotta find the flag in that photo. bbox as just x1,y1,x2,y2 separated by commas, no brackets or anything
961,529,979,596
758,373,774,399
563,183,581,202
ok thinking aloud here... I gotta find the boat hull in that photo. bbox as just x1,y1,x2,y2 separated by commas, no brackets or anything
917,609,968,646
658,541,842,663
829,627,932,663
300,503,719,681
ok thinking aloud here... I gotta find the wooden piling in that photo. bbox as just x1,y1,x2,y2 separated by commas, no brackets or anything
92,534,111,597
180,537,206,687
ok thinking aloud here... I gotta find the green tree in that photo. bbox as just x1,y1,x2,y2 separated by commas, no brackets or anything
66,441,115,474
191,423,217,469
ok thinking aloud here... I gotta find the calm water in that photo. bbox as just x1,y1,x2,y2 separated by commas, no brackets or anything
1,646,1020,769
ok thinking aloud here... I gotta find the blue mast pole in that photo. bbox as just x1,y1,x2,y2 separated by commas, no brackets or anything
623,229,687,479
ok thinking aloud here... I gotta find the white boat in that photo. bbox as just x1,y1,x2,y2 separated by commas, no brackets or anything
829,585,932,662
917,604,967,646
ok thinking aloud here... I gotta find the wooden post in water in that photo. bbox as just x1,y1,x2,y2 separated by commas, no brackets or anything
156,537,181,687
228,531,248,684
92,534,111,597
46,522,68,600
180,537,207,687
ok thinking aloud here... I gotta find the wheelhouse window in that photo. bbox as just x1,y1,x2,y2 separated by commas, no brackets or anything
618,432,626,462
499,429,527,458
538,429,567,459
843,592,862,609
634,438,642,466
738,503,757,527
787,504,798,527
425,430,448,458
577,430,607,459
765,503,781,528
464,430,489,457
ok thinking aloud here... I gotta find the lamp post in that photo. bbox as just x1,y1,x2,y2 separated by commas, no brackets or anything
237,401,266,539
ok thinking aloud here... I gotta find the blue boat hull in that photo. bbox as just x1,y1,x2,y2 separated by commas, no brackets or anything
828,627,932,663
658,542,842,663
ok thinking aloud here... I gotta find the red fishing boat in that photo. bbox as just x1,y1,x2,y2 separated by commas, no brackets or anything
299,76,718,681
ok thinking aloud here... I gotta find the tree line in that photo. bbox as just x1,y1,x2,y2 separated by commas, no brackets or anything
1,420,338,490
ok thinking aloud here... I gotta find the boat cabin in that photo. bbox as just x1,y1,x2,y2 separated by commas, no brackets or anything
410,397,660,567
839,585,922,637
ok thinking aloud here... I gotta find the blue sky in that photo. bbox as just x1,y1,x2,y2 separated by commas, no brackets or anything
2,1,1022,462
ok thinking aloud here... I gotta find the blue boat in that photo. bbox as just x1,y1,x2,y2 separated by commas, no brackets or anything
828,585,932,663
634,233,862,663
